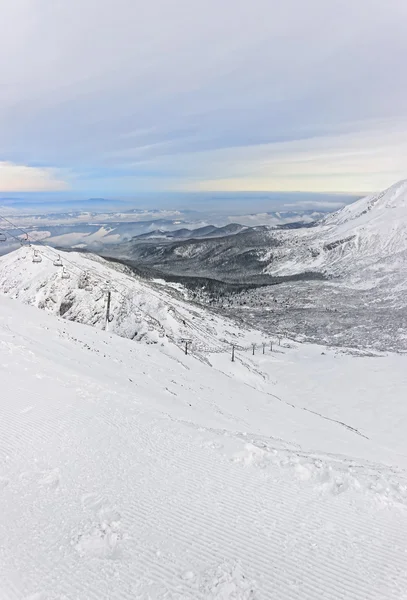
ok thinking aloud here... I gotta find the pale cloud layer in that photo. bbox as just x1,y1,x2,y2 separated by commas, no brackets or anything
0,162,68,192
0,0,407,194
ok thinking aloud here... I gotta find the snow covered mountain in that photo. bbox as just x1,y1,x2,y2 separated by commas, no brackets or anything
2,287,407,599
84,180,407,352
0,245,260,354
321,179,407,228
110,180,407,297
2,179,407,355
264,179,407,287
133,223,247,241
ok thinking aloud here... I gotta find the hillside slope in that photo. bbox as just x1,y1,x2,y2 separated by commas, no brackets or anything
106,226,274,281
264,180,407,287
0,245,259,354
1,295,407,599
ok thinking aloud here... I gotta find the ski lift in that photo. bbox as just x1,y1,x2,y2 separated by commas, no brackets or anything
32,249,42,263
0,233,6,242
61,267,70,279
53,255,63,267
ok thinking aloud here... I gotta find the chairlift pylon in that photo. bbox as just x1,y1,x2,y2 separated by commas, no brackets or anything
53,255,63,267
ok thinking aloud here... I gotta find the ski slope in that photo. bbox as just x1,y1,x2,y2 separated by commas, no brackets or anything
1,294,407,599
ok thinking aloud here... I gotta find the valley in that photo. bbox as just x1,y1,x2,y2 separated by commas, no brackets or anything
98,180,407,352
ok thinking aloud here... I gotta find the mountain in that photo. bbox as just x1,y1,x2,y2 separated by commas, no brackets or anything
105,226,278,282
1,180,407,353
321,179,407,227
263,179,407,286
1,220,210,251
1,286,407,599
94,180,407,352
134,223,247,241
0,245,258,353
0,207,332,254
226,209,329,227
107,180,407,289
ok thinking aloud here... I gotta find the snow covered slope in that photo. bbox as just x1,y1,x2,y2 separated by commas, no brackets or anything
321,179,407,229
264,179,407,289
1,295,407,599
0,245,257,354
96,180,407,295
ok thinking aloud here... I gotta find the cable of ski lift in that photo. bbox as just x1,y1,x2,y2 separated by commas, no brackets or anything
0,214,93,276
0,217,112,299
0,211,179,333
0,226,24,247
0,213,130,301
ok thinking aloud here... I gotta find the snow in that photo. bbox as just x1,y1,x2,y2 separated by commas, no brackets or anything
322,179,407,229
263,179,407,290
0,246,260,352
1,293,407,599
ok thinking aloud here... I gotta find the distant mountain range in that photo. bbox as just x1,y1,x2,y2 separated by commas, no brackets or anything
1,180,407,351
0,207,330,254
134,223,248,240
103,180,407,292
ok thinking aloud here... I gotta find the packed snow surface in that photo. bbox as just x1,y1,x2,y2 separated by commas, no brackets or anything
1,294,407,599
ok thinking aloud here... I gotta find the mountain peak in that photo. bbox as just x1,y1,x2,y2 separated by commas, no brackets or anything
321,178,407,229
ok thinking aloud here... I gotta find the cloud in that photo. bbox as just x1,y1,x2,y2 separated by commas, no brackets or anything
0,162,69,192
282,201,348,211
151,118,407,193
1,0,407,194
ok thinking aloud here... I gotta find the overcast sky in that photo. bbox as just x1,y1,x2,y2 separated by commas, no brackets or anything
1,0,407,197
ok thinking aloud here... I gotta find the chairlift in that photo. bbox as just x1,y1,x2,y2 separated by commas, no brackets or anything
32,249,42,263
53,255,63,267
61,267,70,279
0,233,6,242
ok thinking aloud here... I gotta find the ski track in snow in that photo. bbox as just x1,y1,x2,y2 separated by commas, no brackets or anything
210,354,370,440
1,296,407,599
